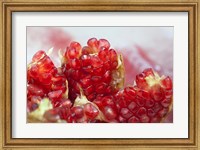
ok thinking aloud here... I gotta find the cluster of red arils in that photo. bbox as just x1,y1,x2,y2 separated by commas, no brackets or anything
27,38,173,123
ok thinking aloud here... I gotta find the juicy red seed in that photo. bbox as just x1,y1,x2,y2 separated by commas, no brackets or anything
151,117,161,123
105,86,112,94
103,71,112,82
137,107,147,117
48,90,63,101
66,47,80,59
38,73,52,84
152,103,162,113
82,46,93,55
140,115,150,123
93,66,104,75
120,108,132,119
103,61,111,70
165,90,173,98
80,77,92,88
145,99,155,108
162,76,172,90
39,57,55,72
91,76,101,82
84,85,94,95
108,49,117,61
71,106,84,119
52,84,66,93
102,106,117,120
60,98,72,108
95,83,107,93
102,96,115,107
98,39,110,49
87,38,98,49
124,87,136,98
84,103,99,119
128,101,137,112
136,73,147,88
136,97,145,106
69,58,81,69
82,66,93,73
32,50,46,62
150,85,165,101
51,75,66,84
161,98,171,107
72,70,82,81
142,68,154,76
91,56,103,68
93,98,103,109
27,84,45,97
29,64,39,77
128,116,140,123
118,115,126,123
60,108,71,120
81,55,91,66
111,61,118,69
50,67,58,75
147,109,156,117
137,90,150,100
116,98,127,109
98,49,110,61
87,93,96,101
70,42,81,51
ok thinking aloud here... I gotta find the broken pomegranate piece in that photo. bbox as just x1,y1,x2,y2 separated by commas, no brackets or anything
27,50,68,112
62,38,124,102
115,68,173,123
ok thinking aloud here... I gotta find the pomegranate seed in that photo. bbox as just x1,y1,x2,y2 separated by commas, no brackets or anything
27,84,45,97
128,116,140,123
84,103,99,119
71,106,84,119
162,76,172,90
48,90,63,101
120,108,132,119
32,50,46,62
98,39,110,49
102,106,117,120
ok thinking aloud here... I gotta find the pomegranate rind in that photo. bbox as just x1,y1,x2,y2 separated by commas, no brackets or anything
73,90,107,122
115,54,125,89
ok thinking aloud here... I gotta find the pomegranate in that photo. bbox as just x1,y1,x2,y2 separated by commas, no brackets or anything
115,68,173,123
61,38,124,101
27,50,68,111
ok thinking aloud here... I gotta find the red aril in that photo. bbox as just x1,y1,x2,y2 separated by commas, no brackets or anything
62,38,124,101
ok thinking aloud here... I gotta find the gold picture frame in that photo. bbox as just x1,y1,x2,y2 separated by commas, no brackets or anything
0,0,199,149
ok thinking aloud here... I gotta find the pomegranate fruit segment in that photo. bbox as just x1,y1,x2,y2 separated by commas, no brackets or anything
62,38,124,101
115,68,173,123
27,50,68,112
27,38,173,123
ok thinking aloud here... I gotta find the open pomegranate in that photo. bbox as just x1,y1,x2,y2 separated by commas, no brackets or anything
61,38,124,102
115,68,173,123
27,38,173,123
27,50,68,111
